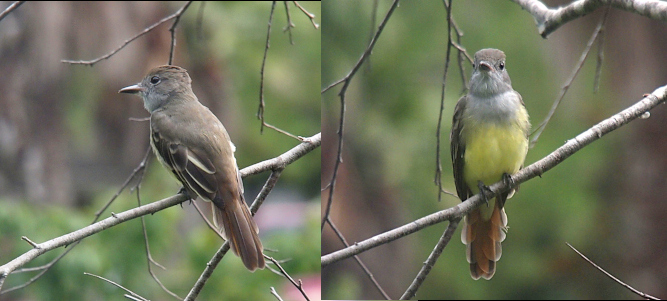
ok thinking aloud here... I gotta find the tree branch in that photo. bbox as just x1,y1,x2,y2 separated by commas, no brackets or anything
241,132,321,177
510,0,667,38
321,84,667,267
0,194,190,291
400,218,460,300
61,1,193,66
321,0,400,232
567,242,660,300
530,6,609,146
0,1,25,23
0,132,320,293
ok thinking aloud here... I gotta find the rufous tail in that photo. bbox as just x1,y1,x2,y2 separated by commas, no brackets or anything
461,199,507,280
213,201,265,271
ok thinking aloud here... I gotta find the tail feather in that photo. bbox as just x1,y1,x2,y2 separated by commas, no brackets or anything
213,201,265,271
462,198,507,280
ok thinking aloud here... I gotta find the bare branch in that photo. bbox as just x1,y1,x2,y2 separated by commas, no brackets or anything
0,132,319,293
257,1,275,134
192,201,225,239
167,1,194,65
434,0,455,203
511,0,667,38
566,243,660,300
321,0,400,231
241,132,321,177
322,84,667,267
0,1,25,23
137,186,182,300
61,1,193,66
400,218,460,300
256,2,302,141
182,240,231,301
84,272,149,301
292,1,319,29
0,194,190,292
283,1,295,45
325,218,390,299
266,256,310,301
1,148,152,294
270,287,284,301
530,6,609,146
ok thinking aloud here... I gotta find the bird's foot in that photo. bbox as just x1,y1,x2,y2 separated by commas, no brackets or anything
177,187,195,207
477,181,492,207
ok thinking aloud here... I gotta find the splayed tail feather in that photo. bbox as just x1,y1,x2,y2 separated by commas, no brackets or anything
213,201,265,271
461,198,507,280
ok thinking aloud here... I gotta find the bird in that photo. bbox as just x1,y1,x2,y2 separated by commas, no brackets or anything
119,65,265,271
450,49,530,279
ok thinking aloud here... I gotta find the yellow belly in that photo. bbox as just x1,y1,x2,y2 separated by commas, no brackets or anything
463,122,527,194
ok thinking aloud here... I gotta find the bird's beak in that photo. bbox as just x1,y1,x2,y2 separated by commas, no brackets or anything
478,61,493,72
118,84,146,94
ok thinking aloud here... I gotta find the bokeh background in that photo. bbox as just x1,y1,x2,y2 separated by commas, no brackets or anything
0,2,320,300
322,0,667,300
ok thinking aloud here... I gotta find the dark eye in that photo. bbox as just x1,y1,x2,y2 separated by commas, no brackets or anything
150,76,160,84
498,62,505,70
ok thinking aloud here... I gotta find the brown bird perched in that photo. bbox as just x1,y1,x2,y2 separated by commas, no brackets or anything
119,65,265,271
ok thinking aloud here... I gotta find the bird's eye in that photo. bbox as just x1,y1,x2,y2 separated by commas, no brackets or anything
472,63,476,69
150,76,160,84
498,62,505,70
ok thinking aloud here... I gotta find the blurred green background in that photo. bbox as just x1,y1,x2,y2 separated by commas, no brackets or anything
0,2,320,300
322,0,667,300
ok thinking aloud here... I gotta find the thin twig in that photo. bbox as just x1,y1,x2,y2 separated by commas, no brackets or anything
400,218,460,300
1,133,319,294
182,238,230,301
61,1,193,66
257,2,276,134
195,1,206,42
0,193,190,293
84,272,149,301
321,0,400,231
20,237,39,248
270,287,284,301
566,243,659,300
255,3,301,141
326,218,390,299
292,1,319,29
267,256,310,301
0,1,25,23
167,1,194,65
241,132,320,177
192,201,224,239
434,0,455,203
137,186,182,300
365,0,379,74
530,7,609,147
1,147,152,294
283,1,295,45
593,7,608,94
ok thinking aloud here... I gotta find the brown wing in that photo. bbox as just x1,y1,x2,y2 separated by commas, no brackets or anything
150,105,265,271
450,95,472,201
151,126,218,202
